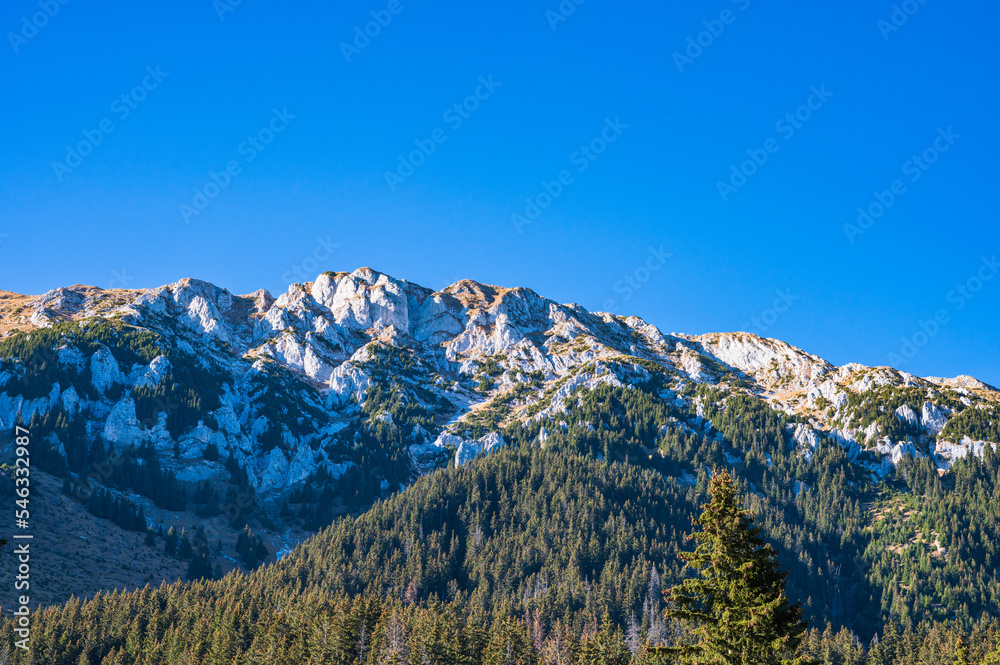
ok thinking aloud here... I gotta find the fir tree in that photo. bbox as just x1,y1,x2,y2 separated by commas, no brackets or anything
177,529,193,560
164,526,177,556
658,470,809,664
578,613,631,665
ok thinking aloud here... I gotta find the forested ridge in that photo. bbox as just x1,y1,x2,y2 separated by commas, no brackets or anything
3,392,1000,663
2,319,1000,662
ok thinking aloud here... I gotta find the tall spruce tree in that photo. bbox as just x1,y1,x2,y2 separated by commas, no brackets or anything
658,470,809,664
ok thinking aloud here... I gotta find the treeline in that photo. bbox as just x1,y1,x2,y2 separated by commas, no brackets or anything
502,381,879,630
1,443,999,662
0,446,684,663
2,558,998,664
80,485,146,532
0,320,163,400
28,407,188,512
863,451,1000,626
271,445,688,634
501,380,1000,634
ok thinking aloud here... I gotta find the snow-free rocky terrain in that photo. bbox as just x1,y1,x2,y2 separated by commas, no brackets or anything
1,268,998,583
2,268,998,490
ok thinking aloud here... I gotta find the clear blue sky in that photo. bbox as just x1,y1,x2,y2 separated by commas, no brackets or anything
2,0,998,384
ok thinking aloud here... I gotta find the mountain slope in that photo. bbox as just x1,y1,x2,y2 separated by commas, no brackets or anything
3,268,995,489
2,427,999,663
1,268,998,608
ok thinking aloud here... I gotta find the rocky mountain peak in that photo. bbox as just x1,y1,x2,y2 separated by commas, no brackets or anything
2,268,997,503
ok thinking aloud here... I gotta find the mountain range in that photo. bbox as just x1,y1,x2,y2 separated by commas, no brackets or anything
3,268,996,493
1,267,999,659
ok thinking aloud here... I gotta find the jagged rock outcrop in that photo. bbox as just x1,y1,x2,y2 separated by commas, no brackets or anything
1,266,997,505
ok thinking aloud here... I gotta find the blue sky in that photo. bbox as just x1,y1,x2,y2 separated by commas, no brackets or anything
1,0,998,384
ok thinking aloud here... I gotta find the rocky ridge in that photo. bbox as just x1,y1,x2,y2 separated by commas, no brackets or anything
2,268,998,502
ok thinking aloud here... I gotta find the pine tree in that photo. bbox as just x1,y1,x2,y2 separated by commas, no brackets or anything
657,470,809,664
164,526,177,556
186,553,213,581
983,644,1000,665
482,613,537,665
578,613,631,665
177,529,193,560
953,636,971,665
625,611,643,656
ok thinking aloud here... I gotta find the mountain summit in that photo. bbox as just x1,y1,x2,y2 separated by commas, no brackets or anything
2,267,997,500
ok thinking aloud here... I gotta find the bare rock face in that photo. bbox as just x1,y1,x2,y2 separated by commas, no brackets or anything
693,332,835,393
895,404,918,427
414,431,508,469
921,402,950,434
311,268,413,332
1,267,997,506
103,397,140,446
90,347,125,394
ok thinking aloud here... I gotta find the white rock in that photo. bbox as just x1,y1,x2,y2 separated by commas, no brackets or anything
212,405,242,436
792,424,820,462
454,432,507,467
309,272,339,309
258,447,290,493
125,356,172,390
103,398,140,446
413,294,464,341
285,444,315,487
327,362,372,405
895,404,918,427
323,268,411,332
270,333,335,383
177,423,216,459
934,437,998,467
874,437,921,466
90,347,125,393
61,386,81,416
184,295,231,342
863,421,880,443
175,462,221,483
921,402,949,434
57,345,86,369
